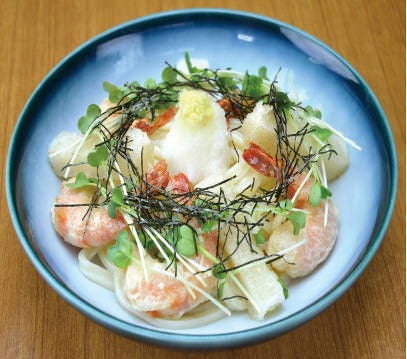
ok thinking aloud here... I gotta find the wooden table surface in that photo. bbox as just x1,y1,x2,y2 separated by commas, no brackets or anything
0,0,405,358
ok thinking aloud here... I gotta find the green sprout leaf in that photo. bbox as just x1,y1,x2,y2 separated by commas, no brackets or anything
258,66,269,80
110,187,124,205
86,104,101,118
107,230,133,268
286,211,306,235
309,183,321,206
309,183,332,206
161,66,178,84
103,81,123,103
305,105,322,119
275,91,293,110
310,125,333,142
320,185,332,199
254,230,267,245
137,231,154,250
87,144,109,167
217,75,238,91
175,225,196,257
278,277,289,299
201,219,217,233
78,116,93,134
77,104,101,134
279,199,293,211
213,262,227,279
107,187,124,218
107,201,119,218
102,81,119,93
242,72,265,98
184,52,199,73
164,225,196,257
65,172,96,189
144,78,157,89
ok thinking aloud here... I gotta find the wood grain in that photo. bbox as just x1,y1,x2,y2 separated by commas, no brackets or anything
0,0,404,358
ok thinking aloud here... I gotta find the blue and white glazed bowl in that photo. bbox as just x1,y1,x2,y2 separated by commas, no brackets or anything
6,9,397,349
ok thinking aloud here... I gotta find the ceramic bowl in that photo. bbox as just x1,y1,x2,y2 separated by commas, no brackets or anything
6,9,397,349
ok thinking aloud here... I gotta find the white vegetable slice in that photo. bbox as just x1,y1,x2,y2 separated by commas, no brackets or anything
237,102,278,154
123,127,154,174
223,160,276,201
48,131,100,179
222,280,248,312
220,226,285,320
323,134,349,182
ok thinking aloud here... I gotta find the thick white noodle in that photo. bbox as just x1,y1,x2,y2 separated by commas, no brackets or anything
78,248,114,291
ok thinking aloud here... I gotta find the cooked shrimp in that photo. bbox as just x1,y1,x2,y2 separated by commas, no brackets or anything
124,230,217,318
145,159,170,189
286,171,313,208
266,200,338,277
167,173,193,195
242,142,312,207
242,142,281,179
167,173,193,205
132,106,177,135
217,98,242,128
243,141,337,277
145,160,193,198
52,183,127,248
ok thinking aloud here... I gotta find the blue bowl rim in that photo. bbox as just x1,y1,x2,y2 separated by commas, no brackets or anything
5,8,398,350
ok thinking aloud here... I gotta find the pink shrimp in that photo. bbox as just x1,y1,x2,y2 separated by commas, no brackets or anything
217,97,242,128
131,106,177,135
124,230,217,318
125,171,215,318
167,173,193,195
52,183,127,248
124,167,217,318
286,172,313,208
243,142,338,277
145,160,193,203
242,142,282,179
266,200,338,278
145,159,170,189
242,142,313,208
